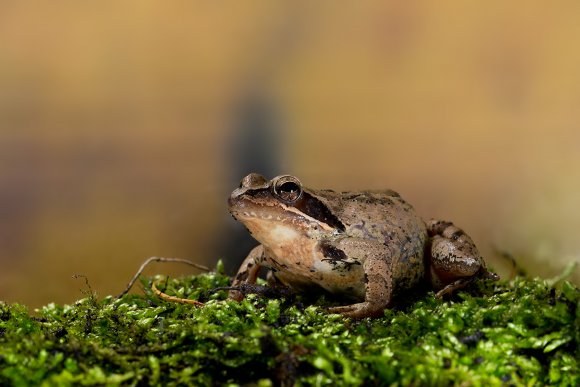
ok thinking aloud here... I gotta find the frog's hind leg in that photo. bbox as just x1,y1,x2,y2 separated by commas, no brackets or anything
229,245,264,301
426,219,492,298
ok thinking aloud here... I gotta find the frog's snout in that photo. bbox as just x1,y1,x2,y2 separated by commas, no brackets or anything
228,190,245,211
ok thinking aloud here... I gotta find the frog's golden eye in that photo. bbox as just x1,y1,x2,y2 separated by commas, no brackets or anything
272,175,302,203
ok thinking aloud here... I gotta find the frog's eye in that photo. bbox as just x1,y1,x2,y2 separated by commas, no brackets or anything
272,175,303,203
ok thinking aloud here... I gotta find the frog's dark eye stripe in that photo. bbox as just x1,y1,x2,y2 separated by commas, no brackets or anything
296,193,346,232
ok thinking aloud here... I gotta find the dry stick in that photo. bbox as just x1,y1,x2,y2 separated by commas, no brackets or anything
116,256,211,299
152,278,205,306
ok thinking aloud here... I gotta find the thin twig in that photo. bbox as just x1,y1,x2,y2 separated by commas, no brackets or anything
492,246,523,280
116,257,211,299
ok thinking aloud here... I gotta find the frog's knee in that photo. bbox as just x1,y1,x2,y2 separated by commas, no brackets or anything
430,236,482,275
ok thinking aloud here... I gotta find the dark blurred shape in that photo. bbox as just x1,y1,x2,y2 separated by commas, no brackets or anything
230,87,284,181
219,86,285,274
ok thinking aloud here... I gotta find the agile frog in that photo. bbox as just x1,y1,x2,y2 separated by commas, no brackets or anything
228,173,499,318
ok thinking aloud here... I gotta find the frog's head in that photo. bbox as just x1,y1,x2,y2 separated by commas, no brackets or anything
228,173,345,246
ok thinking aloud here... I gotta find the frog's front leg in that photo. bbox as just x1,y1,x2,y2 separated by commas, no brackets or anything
327,239,396,319
229,245,264,301
427,219,498,298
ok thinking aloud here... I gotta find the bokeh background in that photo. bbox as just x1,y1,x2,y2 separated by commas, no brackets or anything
1,2,579,308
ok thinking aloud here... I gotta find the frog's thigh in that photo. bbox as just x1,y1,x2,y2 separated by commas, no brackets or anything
328,240,393,318
229,245,264,301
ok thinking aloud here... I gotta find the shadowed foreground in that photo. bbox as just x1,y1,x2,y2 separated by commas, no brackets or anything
0,263,578,386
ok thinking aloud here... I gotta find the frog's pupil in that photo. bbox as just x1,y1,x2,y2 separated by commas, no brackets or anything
280,181,299,194
275,180,302,202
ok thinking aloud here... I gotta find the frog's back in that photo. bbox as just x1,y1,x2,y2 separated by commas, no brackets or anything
313,189,426,240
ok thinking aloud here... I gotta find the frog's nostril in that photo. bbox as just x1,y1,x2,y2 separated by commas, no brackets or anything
228,192,242,208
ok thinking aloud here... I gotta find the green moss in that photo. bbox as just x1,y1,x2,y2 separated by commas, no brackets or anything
1,264,578,386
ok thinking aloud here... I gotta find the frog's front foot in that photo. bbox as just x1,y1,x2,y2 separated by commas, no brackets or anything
228,245,264,301
427,219,499,295
328,302,386,319
326,252,395,319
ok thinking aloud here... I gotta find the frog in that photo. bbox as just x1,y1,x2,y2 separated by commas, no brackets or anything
228,173,499,318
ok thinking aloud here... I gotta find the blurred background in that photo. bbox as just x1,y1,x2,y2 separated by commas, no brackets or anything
1,2,579,308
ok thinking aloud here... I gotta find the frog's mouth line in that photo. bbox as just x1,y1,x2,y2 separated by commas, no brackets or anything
230,201,335,233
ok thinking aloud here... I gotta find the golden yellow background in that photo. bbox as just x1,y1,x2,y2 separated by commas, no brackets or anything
1,2,579,308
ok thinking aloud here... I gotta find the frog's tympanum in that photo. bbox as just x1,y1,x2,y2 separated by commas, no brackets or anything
228,173,499,318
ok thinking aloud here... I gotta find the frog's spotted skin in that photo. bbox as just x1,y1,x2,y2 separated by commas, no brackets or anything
228,173,499,318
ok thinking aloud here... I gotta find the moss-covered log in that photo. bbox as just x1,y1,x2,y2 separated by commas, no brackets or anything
0,263,578,386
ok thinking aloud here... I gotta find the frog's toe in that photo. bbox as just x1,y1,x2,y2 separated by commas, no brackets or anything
434,278,472,299
328,302,385,319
